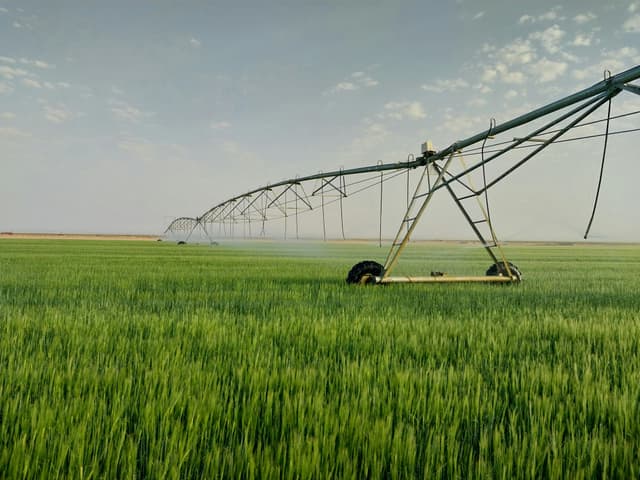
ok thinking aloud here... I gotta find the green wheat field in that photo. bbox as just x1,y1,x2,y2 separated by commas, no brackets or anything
1,239,639,478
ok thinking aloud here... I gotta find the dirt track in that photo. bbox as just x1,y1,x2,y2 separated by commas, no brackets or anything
0,233,159,241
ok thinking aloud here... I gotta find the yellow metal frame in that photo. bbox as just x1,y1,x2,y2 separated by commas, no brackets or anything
376,275,515,284
360,273,518,285
382,152,457,280
375,150,520,285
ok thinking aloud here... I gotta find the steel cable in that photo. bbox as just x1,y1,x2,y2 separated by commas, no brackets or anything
584,98,613,239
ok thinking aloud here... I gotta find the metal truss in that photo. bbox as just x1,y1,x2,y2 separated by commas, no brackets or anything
165,65,640,283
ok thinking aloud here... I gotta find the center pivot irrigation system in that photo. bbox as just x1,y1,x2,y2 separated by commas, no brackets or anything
166,65,640,285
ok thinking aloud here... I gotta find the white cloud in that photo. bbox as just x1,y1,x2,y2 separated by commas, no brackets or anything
0,82,13,94
539,7,563,22
327,72,378,94
601,46,639,62
22,78,42,89
630,3,639,13
118,137,161,158
12,21,21,28
0,56,16,63
503,70,526,84
1,112,16,119
481,67,497,83
210,121,231,129
334,81,357,92
405,102,427,119
530,58,567,82
0,126,31,138
43,103,75,124
518,14,534,24
0,7,8,13
350,122,390,152
572,33,592,47
530,25,565,54
468,97,487,107
363,123,388,136
116,137,189,166
573,12,596,24
559,50,580,63
498,39,536,65
485,64,525,84
473,12,485,20
474,83,492,94
437,113,483,139
421,78,469,93
0,65,28,80
57,82,71,88
109,99,153,122
384,101,427,120
478,37,538,87
623,14,640,32
571,57,627,82
351,71,379,86
359,76,378,87
571,68,591,81
20,58,54,69
216,140,260,167
189,37,201,48
481,43,495,54
518,7,564,24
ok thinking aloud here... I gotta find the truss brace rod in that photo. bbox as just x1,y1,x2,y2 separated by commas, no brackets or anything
239,192,264,216
434,163,499,264
291,189,312,210
379,165,383,248
481,119,495,232
295,184,299,240
267,184,294,208
340,172,346,240
312,176,347,197
623,84,640,96
185,221,198,243
406,161,411,234
321,181,326,241
264,190,288,217
199,221,215,244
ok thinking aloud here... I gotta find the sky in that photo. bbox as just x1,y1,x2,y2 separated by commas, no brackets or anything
1,0,640,240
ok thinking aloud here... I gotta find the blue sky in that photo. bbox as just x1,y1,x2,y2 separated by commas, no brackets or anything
1,0,639,239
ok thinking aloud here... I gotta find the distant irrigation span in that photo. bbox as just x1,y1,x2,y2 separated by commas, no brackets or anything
165,65,640,285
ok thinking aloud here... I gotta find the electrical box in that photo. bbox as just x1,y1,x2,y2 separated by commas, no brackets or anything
421,140,436,155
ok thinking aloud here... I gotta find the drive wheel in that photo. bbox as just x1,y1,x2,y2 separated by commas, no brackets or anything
346,261,383,285
486,261,522,281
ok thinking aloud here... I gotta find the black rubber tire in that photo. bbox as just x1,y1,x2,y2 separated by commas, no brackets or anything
177,241,186,245
486,261,522,281
346,260,384,285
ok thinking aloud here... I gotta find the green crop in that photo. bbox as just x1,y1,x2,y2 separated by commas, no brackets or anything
1,239,639,478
